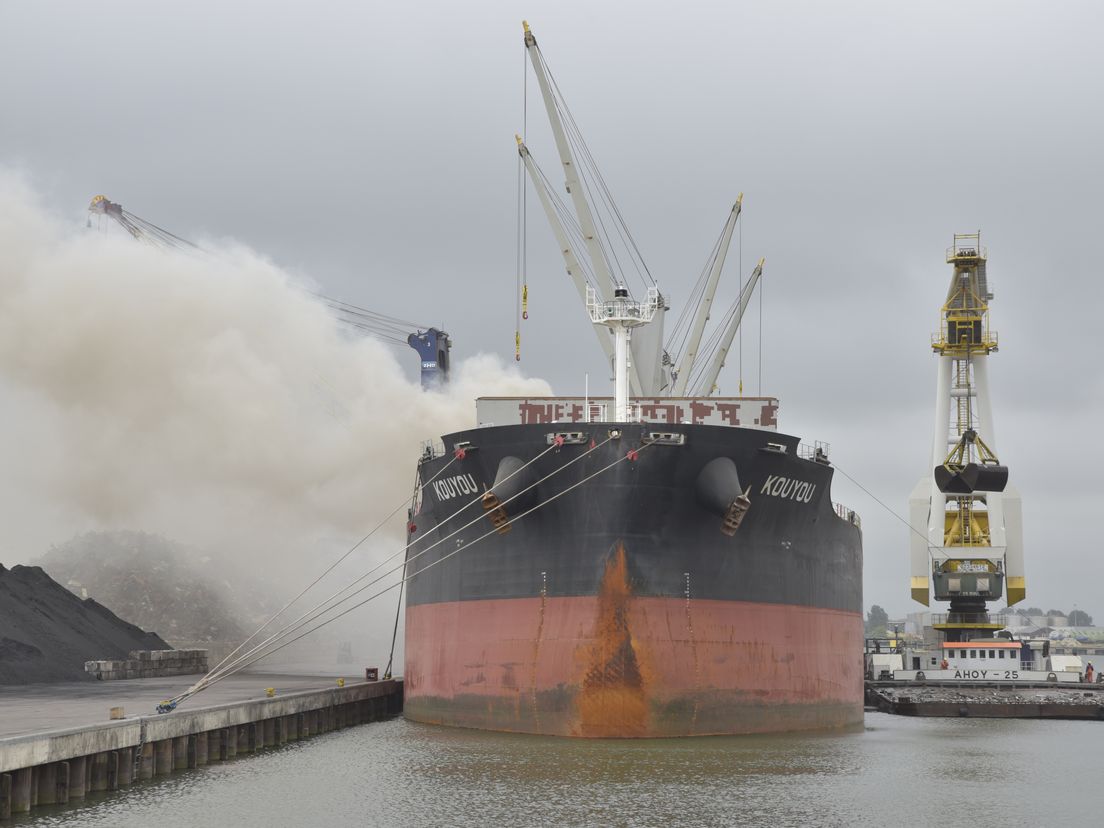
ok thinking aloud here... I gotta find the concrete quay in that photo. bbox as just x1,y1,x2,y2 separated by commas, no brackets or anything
0,675,402,820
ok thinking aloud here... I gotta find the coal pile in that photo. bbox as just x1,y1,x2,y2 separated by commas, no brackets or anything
37,531,255,644
0,563,167,684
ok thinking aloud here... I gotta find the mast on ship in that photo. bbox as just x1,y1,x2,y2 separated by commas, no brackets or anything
517,21,767,403
587,284,660,421
908,233,1025,641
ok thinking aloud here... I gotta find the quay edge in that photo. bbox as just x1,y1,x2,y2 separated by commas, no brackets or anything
0,678,402,820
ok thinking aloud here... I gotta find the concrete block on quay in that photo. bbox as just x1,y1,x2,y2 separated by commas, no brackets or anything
85,650,209,681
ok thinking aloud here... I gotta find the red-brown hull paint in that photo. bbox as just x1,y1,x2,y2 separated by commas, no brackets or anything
404,596,864,737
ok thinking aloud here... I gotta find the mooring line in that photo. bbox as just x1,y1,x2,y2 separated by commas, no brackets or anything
195,439,576,691
175,440,651,699
166,434,624,708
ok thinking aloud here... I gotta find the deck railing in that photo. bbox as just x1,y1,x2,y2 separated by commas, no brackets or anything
833,502,862,528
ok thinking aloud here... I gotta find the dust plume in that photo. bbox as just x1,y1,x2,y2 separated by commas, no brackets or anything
0,171,550,618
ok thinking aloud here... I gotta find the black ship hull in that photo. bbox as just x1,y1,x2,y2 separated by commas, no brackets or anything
403,421,863,737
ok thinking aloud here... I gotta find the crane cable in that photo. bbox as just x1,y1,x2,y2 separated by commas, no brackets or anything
531,158,602,291
90,199,435,349
515,43,529,361
542,50,655,292
167,438,652,702
665,218,729,367
738,217,743,395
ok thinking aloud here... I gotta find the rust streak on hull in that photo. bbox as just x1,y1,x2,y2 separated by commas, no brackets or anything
573,544,649,737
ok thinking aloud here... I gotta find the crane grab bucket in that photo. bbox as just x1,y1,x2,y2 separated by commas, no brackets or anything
934,428,1008,493
934,462,1009,494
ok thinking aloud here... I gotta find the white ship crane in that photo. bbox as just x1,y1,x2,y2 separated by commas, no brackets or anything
515,137,618,379
670,197,742,396
518,22,764,402
690,258,765,397
908,233,1024,638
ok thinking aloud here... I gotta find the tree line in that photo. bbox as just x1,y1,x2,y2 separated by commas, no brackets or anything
864,604,1094,636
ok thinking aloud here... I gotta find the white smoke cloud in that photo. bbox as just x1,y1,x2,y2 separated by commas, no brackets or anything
0,171,551,586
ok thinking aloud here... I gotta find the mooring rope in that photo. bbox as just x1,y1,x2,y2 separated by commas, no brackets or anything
194,441,568,690
177,440,651,695
162,434,623,710
196,437,606,690
202,453,461,682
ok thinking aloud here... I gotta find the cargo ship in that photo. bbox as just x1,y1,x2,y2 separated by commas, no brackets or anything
401,24,863,738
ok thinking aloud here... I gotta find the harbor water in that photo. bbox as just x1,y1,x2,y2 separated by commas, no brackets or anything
13,712,1096,827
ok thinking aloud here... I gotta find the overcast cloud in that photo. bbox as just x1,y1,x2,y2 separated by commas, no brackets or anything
1,0,1102,620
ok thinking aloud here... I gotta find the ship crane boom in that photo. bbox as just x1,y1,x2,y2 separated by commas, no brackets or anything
516,138,620,381
521,21,667,396
523,22,614,300
693,258,764,396
672,196,742,396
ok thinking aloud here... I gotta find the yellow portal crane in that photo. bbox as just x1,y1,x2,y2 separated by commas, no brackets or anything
908,233,1025,638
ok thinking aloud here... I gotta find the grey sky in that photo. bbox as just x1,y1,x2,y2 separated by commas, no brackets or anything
2,0,1102,619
